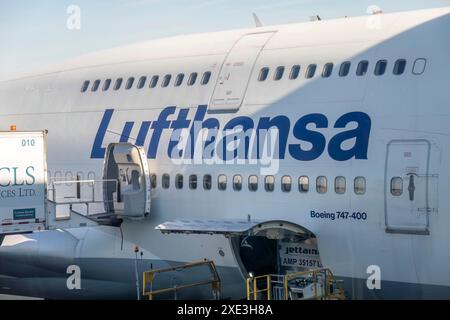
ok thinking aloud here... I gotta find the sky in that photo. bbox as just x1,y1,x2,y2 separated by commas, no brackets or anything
0,0,449,79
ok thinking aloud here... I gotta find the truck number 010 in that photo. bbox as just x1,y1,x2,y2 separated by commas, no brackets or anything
21,139,35,147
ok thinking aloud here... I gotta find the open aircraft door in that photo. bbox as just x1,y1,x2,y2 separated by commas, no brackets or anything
103,143,151,219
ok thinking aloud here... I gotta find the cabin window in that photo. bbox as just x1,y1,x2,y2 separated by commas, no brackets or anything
91,80,100,92
281,175,292,192
299,176,309,193
374,60,387,76
322,63,333,78
175,174,183,189
354,176,366,195
162,74,172,87
203,174,212,190
125,77,135,90
274,66,285,81
162,174,170,189
316,176,327,194
390,177,403,196
149,75,159,88
233,175,242,191
265,175,275,192
137,76,147,89
259,67,269,81
114,78,123,90
189,175,197,190
103,79,111,91
81,80,90,92
201,71,212,85
218,174,227,190
393,59,407,75
356,61,369,76
248,175,258,192
290,65,300,79
339,62,351,77
175,73,184,87
413,58,426,75
188,72,198,86
150,174,157,189
306,64,317,79
335,176,346,194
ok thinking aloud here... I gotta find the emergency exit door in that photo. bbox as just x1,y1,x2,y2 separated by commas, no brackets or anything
209,32,275,112
384,140,431,235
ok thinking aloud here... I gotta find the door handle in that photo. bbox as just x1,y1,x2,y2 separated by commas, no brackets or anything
407,174,416,201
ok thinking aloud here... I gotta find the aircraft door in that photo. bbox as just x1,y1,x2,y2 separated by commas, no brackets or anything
209,31,275,112
384,140,431,234
103,143,151,219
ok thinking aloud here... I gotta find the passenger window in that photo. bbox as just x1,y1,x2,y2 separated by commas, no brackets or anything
233,175,242,191
393,59,407,75
103,79,111,91
137,76,147,89
162,174,170,189
81,80,90,92
289,65,300,80
175,174,183,189
334,176,346,194
150,174,157,189
322,63,333,78
114,78,123,90
125,77,135,90
274,66,285,81
189,175,197,190
265,175,275,192
306,64,317,79
248,175,258,192
201,71,211,85
149,75,159,88
339,62,351,77
258,67,269,81
316,176,327,194
91,80,100,92
218,175,227,190
281,175,292,192
356,61,369,76
188,72,198,86
299,176,309,193
175,73,184,87
162,74,171,87
354,176,366,195
374,60,387,76
390,177,403,196
413,58,426,75
203,174,212,190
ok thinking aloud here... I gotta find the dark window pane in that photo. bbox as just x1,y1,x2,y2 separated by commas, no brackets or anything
339,62,351,77
393,59,407,75
374,60,387,76
91,80,100,92
137,76,147,89
322,63,333,78
162,74,171,87
114,78,123,90
81,80,90,92
175,73,184,87
125,77,135,89
203,174,212,190
274,66,285,80
201,71,211,85
149,75,159,88
290,65,300,79
356,61,369,76
258,67,269,81
188,73,198,86
103,79,111,91
306,64,317,79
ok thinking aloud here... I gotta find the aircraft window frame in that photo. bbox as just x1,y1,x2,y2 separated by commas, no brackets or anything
175,174,183,189
334,176,346,194
322,63,333,78
125,77,135,90
233,175,242,191
162,174,170,189
258,67,269,81
390,177,403,196
354,176,366,195
149,75,159,88
393,59,407,75
339,61,351,77
218,174,227,191
412,58,427,75
289,65,300,80
189,174,197,190
102,79,112,91
203,174,212,190
281,175,292,192
188,72,198,86
316,176,327,194
356,60,369,76
161,74,172,88
248,175,258,192
114,78,123,91
306,64,317,79
374,60,387,76
265,175,275,192
81,80,90,93
299,176,309,193
201,71,212,85
150,174,157,189
175,73,185,87
274,66,285,81
91,79,101,92
137,76,147,89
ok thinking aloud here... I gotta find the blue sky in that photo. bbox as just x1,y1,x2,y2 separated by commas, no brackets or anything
0,0,449,79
